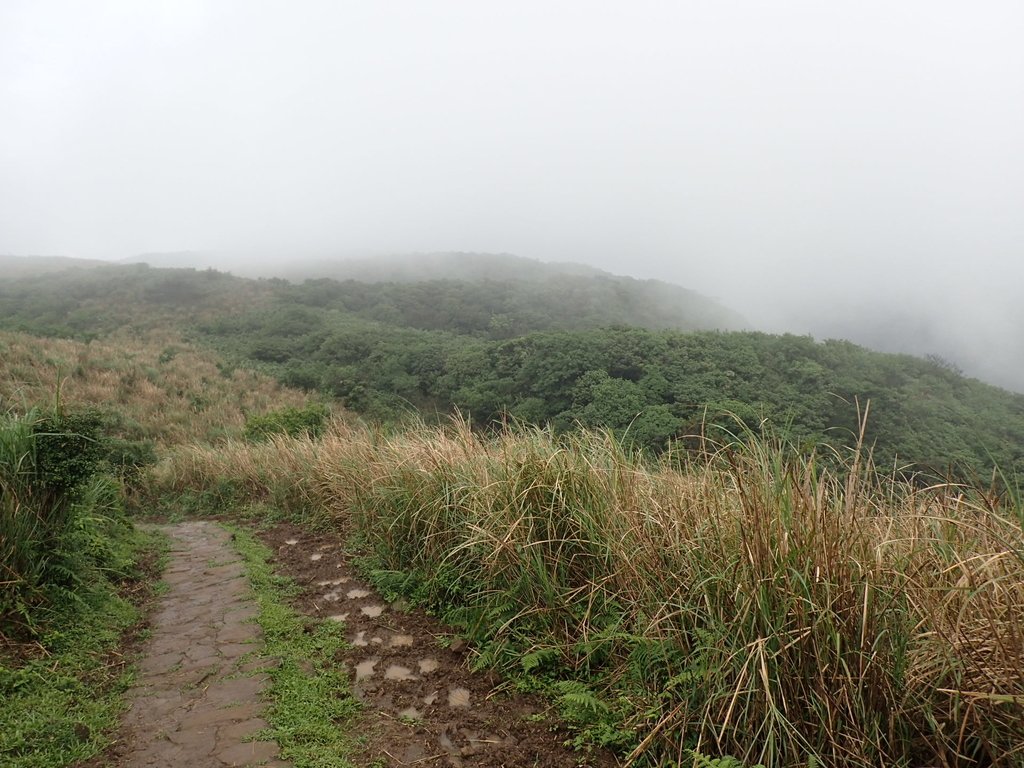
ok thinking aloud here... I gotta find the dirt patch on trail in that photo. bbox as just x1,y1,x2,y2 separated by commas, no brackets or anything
261,522,619,768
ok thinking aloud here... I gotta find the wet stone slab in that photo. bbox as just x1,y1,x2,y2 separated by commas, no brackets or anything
118,521,289,767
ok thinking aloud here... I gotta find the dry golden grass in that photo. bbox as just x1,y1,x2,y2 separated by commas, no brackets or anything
0,329,314,445
142,417,1024,767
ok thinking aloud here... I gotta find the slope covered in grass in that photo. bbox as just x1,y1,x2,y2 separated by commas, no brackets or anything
0,330,315,446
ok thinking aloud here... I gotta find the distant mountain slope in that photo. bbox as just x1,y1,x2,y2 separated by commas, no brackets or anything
0,255,743,340
264,251,609,284
121,250,606,283
0,263,273,337
796,300,1024,395
120,251,747,332
281,278,745,337
0,254,109,280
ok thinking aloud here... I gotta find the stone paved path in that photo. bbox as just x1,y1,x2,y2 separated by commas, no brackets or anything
118,521,287,767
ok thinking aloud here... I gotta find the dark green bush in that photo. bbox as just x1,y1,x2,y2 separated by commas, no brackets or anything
103,437,158,479
31,410,106,493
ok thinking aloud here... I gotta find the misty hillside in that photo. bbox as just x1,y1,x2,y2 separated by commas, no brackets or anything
124,250,607,283
2,253,745,336
0,262,274,337
2,259,1022,478
121,251,1024,395
797,300,1024,395
0,254,109,280
123,250,748,331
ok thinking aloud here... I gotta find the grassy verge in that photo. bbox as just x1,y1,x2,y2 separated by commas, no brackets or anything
226,524,360,768
0,526,165,768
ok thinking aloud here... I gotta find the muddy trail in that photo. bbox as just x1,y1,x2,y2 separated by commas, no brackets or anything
262,522,618,768
111,519,617,767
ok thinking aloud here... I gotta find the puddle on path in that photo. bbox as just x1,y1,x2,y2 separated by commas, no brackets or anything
285,538,298,545
346,588,371,599
398,707,421,720
418,658,439,674
355,658,378,681
448,687,471,708
322,591,340,602
328,613,349,623
309,553,323,562
361,604,385,618
352,631,368,646
318,578,349,587
388,634,414,648
385,664,416,681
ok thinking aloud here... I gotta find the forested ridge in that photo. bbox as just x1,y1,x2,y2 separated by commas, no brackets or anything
2,256,1022,476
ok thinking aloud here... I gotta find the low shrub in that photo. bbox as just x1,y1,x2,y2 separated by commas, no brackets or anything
243,403,330,442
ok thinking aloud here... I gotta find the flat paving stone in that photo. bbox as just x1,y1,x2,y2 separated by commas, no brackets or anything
118,521,289,767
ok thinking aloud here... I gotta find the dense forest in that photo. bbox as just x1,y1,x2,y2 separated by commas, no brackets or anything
2,255,1023,477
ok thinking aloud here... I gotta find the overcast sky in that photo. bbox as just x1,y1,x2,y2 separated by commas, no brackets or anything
2,1,1022,385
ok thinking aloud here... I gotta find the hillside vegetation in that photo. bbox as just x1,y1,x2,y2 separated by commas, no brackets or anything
2,256,1023,478
0,254,109,279
0,262,273,338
